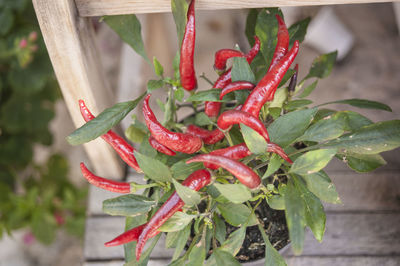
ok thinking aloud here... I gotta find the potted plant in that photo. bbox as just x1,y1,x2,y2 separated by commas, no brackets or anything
67,1,400,265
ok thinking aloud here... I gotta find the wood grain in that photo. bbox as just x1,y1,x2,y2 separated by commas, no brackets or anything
32,0,124,177
76,0,395,17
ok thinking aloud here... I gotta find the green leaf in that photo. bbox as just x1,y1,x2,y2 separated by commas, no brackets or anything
0,8,13,36
301,171,340,204
220,226,247,255
213,183,252,204
103,15,150,63
290,149,337,175
298,113,346,142
288,17,311,47
31,209,57,245
255,8,284,66
125,124,147,143
339,111,372,131
284,178,305,255
319,98,392,112
305,51,337,80
213,215,226,244
269,87,288,108
174,87,184,102
147,79,164,92
245,9,260,46
268,108,318,147
138,136,157,157
241,123,268,154
267,194,285,210
293,176,326,242
172,223,192,260
217,203,257,227
153,57,164,77
8,60,48,94
338,153,386,173
231,57,256,83
262,154,282,179
172,179,201,206
195,112,213,126
187,237,206,266
324,120,400,154
186,89,232,102
285,99,313,111
102,194,156,216
258,224,287,266
171,0,188,48
134,151,172,182
67,93,145,145
158,212,196,232
214,249,241,266
171,160,204,180
298,80,318,98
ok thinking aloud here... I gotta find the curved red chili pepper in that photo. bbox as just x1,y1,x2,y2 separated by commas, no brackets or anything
267,15,290,72
241,40,299,117
217,110,270,142
179,0,197,91
187,154,260,189
219,81,255,100
186,125,225,145
143,94,203,154
204,143,251,170
288,64,299,93
135,169,211,261
80,163,131,193
79,100,142,173
205,36,261,118
214,49,245,71
203,142,292,169
105,224,160,247
148,136,176,156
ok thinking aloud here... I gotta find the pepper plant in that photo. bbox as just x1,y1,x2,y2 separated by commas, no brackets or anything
67,1,400,265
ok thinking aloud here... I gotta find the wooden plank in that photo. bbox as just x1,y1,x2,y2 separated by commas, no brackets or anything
76,0,395,17
285,256,400,266
32,0,123,178
282,213,400,256
325,171,400,211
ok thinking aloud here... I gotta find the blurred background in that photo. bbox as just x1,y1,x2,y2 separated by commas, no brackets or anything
0,1,399,265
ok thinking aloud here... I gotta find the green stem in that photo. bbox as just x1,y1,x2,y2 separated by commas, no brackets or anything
223,131,234,147
288,144,323,156
200,73,214,86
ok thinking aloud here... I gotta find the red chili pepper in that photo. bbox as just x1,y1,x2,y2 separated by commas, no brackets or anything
219,81,255,100
143,94,203,154
214,49,245,71
148,136,176,156
203,142,292,169
186,125,225,145
187,154,260,189
267,15,290,72
80,163,131,193
205,36,261,118
288,64,299,93
241,41,299,117
217,110,270,142
135,169,211,260
105,224,160,247
79,100,142,173
179,0,197,91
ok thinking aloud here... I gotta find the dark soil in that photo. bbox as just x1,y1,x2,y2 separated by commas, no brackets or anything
230,199,289,263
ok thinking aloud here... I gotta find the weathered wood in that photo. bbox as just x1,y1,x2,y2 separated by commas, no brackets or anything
32,0,123,178
282,213,400,256
285,256,400,266
76,0,396,17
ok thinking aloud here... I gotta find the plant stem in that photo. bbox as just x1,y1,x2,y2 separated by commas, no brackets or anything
288,144,323,156
200,73,214,86
223,131,234,147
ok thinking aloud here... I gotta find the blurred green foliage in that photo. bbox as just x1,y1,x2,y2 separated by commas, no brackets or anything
0,1,87,244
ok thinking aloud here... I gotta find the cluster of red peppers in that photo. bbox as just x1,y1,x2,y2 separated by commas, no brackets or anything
78,1,299,261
